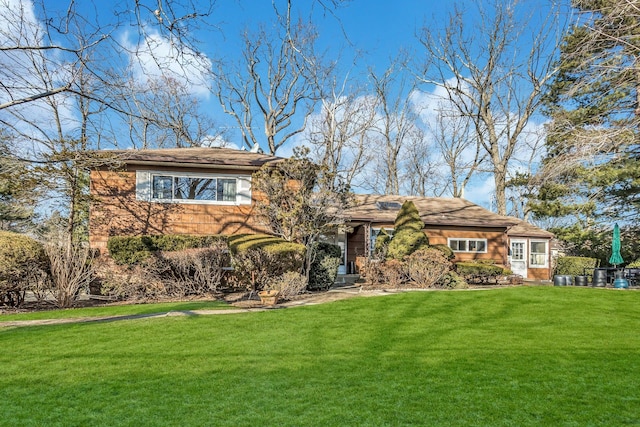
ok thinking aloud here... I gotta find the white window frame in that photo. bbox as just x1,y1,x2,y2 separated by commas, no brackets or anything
136,170,251,205
529,240,548,268
447,238,488,253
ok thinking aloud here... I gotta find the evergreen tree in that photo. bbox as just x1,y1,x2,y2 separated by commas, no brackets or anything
0,135,38,231
539,0,640,224
386,201,429,260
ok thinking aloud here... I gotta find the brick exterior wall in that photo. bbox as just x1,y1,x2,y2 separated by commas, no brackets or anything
89,167,270,252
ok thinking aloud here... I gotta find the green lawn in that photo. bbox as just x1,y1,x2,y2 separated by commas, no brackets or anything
0,300,231,321
1,287,639,426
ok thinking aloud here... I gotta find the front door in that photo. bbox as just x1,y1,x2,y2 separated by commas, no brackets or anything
336,232,347,274
321,232,348,274
510,240,527,278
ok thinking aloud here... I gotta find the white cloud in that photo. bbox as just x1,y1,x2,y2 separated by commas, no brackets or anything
121,30,213,98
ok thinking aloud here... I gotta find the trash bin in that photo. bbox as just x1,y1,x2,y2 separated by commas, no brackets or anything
554,275,567,286
593,269,607,287
574,275,588,286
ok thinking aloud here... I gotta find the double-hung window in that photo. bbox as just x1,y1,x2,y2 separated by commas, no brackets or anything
448,238,487,253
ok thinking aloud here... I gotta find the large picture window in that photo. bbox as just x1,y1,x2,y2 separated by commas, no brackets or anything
448,238,487,253
151,174,238,203
529,240,548,267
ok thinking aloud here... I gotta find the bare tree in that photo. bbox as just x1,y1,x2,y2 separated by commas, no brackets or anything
215,3,331,154
123,75,225,149
418,0,562,214
306,76,377,191
429,106,485,198
401,126,446,197
366,59,423,195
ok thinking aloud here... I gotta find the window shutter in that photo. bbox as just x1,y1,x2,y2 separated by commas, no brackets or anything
236,176,252,205
135,170,151,201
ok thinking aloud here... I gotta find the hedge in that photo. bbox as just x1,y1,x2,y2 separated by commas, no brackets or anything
555,256,599,276
107,234,227,265
228,234,306,291
0,231,49,306
455,261,508,281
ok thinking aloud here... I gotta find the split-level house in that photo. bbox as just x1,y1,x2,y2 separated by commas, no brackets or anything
89,147,553,280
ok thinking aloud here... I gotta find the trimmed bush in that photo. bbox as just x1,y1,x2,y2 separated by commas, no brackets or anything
107,234,227,265
437,271,468,289
386,201,429,260
555,256,599,276
455,261,507,284
308,242,341,291
228,234,305,292
432,244,455,261
0,231,49,307
107,236,152,265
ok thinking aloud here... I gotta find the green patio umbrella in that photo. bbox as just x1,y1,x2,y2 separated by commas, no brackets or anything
609,223,624,267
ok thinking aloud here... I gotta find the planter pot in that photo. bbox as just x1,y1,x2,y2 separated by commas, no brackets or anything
258,290,280,306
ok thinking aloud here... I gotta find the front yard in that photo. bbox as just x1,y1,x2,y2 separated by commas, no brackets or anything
1,286,639,426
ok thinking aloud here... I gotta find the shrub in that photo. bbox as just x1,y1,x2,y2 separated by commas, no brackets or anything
380,259,407,288
373,228,391,258
455,261,506,284
386,230,430,260
361,258,384,286
230,236,305,292
0,231,49,307
107,234,227,265
94,258,167,301
555,256,599,276
405,248,452,288
266,271,308,300
437,271,468,289
386,201,429,260
432,244,455,261
46,242,95,308
308,242,341,291
393,200,425,232
627,259,640,268
107,236,155,265
155,242,229,296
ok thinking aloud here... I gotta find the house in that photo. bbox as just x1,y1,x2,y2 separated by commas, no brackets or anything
89,147,282,252
89,147,553,280
340,195,553,280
